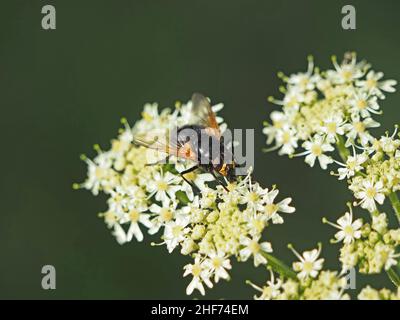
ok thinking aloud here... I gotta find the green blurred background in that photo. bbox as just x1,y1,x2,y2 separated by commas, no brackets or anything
1,0,399,299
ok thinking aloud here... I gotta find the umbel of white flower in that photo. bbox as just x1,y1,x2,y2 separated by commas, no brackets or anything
247,243,351,300
263,52,397,169
247,242,400,300
262,52,400,299
76,97,295,296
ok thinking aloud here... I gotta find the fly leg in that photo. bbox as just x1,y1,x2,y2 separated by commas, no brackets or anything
179,165,199,190
211,171,229,192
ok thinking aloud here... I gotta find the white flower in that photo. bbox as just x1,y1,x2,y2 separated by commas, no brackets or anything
300,135,334,169
263,189,295,224
199,187,218,208
239,180,269,212
328,54,366,84
320,114,346,143
374,243,400,271
247,269,283,300
354,179,385,212
357,286,381,300
108,186,136,217
148,200,178,234
380,135,400,154
384,248,400,270
290,245,324,280
120,206,152,242
337,152,368,180
177,101,194,126
323,206,363,244
183,256,213,296
325,288,350,300
124,185,148,211
372,213,388,234
286,57,317,92
100,211,127,245
243,211,268,236
344,115,380,147
349,92,381,118
141,102,159,121
111,120,134,158
276,125,298,155
112,223,128,245
202,251,232,283
282,87,304,111
264,271,283,298
146,170,181,205
356,70,397,99
263,111,288,145
133,102,174,133
163,215,190,253
239,235,273,267
84,152,115,195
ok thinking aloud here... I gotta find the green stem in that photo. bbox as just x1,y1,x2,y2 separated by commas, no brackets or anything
262,252,297,280
387,267,400,288
388,191,400,225
336,135,350,162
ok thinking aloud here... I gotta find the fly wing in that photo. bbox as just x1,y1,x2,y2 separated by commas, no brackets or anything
190,93,221,138
133,130,198,162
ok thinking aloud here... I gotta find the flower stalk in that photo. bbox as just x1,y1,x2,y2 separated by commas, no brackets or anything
387,267,400,287
388,191,400,225
336,135,350,162
262,252,297,280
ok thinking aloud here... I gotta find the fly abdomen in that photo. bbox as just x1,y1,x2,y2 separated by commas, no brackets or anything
176,125,222,166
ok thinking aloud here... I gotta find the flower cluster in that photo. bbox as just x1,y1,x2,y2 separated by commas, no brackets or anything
322,126,400,277
77,96,295,296
182,177,295,295
358,285,400,300
247,244,350,300
262,53,400,298
324,206,400,274
263,53,397,170
337,130,400,214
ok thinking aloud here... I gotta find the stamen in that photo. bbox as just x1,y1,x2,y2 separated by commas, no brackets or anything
72,183,84,190
322,217,340,230
332,159,346,167
151,241,166,247
262,145,281,153
391,125,398,139
368,108,382,115
331,55,340,71
307,55,314,75
346,202,354,219
291,150,310,157
93,144,102,153
287,243,303,262
245,280,263,292
330,171,340,177
277,71,288,82
267,96,284,106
